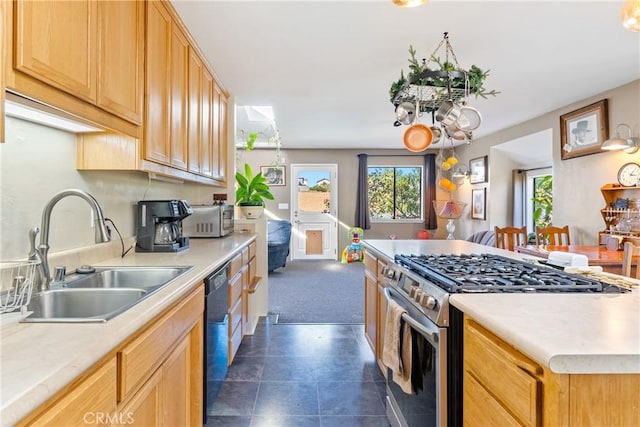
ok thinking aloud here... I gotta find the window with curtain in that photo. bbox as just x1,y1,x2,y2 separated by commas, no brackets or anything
368,166,423,221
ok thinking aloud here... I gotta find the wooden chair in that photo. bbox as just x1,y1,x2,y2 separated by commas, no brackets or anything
622,241,640,279
494,226,527,251
535,225,571,246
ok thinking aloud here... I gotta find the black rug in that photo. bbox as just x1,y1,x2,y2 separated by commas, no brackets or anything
268,259,365,324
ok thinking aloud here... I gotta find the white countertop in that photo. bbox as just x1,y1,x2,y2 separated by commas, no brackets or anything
0,234,255,426
363,239,640,374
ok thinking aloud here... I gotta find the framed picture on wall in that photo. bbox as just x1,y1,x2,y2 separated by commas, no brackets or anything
469,156,488,184
260,165,286,186
560,99,609,160
471,188,486,220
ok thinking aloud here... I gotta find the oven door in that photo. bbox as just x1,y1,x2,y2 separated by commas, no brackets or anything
384,286,448,427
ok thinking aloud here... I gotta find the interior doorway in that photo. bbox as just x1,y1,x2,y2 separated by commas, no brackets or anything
290,164,338,260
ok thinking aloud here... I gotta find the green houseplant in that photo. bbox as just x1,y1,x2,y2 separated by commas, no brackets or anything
235,163,274,219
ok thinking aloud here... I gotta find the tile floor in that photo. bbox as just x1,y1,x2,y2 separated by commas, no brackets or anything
205,318,389,427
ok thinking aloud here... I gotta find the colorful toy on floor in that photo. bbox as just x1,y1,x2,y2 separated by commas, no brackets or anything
341,227,365,263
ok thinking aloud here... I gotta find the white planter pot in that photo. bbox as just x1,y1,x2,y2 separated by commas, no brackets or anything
239,205,264,219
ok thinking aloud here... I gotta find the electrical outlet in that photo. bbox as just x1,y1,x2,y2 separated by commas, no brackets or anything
278,203,289,210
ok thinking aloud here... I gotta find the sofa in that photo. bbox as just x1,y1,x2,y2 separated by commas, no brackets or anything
268,220,292,272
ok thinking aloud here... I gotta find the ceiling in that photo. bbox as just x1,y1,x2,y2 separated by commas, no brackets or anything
171,0,640,150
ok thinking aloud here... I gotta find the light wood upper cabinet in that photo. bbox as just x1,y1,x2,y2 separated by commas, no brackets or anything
15,0,97,103
97,0,144,124
144,0,171,165
200,68,214,178
13,0,143,126
187,50,203,175
213,81,229,183
169,23,189,170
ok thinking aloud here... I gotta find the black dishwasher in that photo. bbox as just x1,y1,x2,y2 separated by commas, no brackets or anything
203,262,229,418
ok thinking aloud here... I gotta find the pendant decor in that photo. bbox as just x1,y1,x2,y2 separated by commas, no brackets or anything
390,32,499,149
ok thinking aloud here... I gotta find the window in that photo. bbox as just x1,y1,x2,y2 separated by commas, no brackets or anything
368,166,422,221
523,168,552,233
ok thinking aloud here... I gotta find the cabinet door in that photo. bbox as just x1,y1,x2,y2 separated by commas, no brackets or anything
117,369,162,427
364,271,377,352
28,359,117,426
144,1,171,165
376,282,387,363
0,0,5,143
212,81,228,182
169,24,189,170
15,0,97,103
162,334,190,427
199,68,214,178
97,0,143,124
187,50,202,175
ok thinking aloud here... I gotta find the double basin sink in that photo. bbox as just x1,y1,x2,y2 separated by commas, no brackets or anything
23,266,192,323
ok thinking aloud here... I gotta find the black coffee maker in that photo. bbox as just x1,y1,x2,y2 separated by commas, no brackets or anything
135,200,193,252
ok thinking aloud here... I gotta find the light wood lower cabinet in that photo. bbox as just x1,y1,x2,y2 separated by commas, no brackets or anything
463,315,640,427
19,285,204,426
363,249,389,375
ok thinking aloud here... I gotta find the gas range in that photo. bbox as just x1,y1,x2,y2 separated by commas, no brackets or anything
382,253,622,327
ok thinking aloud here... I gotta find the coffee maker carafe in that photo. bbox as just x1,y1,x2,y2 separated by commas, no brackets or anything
136,200,193,252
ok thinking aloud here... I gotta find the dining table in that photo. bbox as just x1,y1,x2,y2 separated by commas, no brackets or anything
514,244,633,276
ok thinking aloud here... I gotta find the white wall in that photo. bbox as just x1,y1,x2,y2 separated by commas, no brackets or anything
0,117,227,260
456,79,640,244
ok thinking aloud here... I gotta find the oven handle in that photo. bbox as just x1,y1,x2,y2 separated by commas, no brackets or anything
384,287,439,343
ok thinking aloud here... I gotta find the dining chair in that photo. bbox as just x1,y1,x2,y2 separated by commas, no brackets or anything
535,225,571,246
494,226,528,251
622,241,640,279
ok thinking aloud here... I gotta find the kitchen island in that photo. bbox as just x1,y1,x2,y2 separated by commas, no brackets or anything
0,234,258,426
363,239,640,426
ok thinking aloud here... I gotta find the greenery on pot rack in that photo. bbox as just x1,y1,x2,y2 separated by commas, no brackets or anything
389,41,500,104
235,163,275,206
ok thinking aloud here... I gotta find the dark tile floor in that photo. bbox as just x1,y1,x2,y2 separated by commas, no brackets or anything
205,318,389,427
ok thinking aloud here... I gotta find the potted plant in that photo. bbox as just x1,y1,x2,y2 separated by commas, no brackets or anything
235,163,274,219
389,43,499,105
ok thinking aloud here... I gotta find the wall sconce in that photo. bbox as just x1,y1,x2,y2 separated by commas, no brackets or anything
392,0,428,7
601,123,640,154
621,0,640,32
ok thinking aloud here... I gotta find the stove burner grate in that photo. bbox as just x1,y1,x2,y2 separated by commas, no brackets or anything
395,253,608,293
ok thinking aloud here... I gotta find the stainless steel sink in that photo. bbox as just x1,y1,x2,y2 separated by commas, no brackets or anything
22,266,192,323
65,266,192,291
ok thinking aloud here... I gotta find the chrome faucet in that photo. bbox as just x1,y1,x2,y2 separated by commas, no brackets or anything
29,189,111,291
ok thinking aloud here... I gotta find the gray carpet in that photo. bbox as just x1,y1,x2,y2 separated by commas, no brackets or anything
268,260,365,324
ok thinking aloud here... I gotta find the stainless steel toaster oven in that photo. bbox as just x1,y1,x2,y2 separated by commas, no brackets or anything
182,204,234,238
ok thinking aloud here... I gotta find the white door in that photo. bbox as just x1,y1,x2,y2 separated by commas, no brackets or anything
290,164,338,260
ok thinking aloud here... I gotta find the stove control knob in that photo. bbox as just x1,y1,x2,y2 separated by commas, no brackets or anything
409,287,419,299
382,266,396,279
419,294,437,310
413,289,424,303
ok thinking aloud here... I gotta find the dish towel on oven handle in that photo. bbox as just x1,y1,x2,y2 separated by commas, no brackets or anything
382,298,414,394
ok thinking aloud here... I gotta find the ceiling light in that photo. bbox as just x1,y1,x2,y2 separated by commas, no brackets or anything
392,0,428,7
621,0,640,32
601,123,640,154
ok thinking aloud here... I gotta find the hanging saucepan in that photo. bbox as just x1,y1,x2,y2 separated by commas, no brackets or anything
444,124,468,141
456,106,482,132
395,102,416,126
403,124,433,152
430,125,442,144
435,100,461,127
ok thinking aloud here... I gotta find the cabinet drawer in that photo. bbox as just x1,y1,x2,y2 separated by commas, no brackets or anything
27,358,117,426
228,314,243,363
228,253,242,278
364,250,378,276
241,247,249,265
229,270,242,307
464,318,541,427
464,371,521,427
118,285,203,402
228,297,242,337
377,259,387,283
248,240,256,261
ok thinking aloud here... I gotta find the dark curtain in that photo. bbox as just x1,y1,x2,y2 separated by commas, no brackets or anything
424,153,437,229
355,153,371,229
